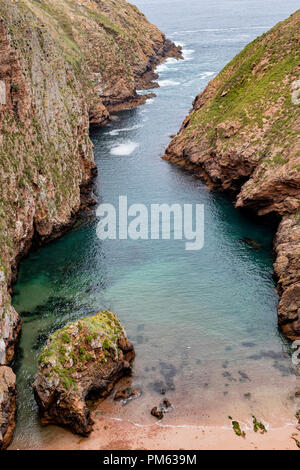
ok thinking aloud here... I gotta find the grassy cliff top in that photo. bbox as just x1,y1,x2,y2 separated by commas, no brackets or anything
166,9,299,219
188,9,300,149
3,0,167,92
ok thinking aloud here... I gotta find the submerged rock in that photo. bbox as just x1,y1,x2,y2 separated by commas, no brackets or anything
0,366,16,450
114,387,142,404
151,398,173,420
240,237,263,250
33,311,135,436
151,407,164,420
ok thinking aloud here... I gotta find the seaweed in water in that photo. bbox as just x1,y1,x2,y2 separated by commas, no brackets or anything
228,416,246,438
291,437,300,449
252,416,267,434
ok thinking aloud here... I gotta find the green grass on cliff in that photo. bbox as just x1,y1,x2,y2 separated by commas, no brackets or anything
188,10,300,159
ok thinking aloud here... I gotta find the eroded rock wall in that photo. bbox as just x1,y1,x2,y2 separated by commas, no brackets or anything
0,366,16,450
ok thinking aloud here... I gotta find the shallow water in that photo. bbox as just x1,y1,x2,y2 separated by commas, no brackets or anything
11,0,300,448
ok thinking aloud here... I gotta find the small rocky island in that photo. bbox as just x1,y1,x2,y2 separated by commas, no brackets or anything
33,311,135,436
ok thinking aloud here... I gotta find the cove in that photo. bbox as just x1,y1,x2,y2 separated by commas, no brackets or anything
10,0,299,449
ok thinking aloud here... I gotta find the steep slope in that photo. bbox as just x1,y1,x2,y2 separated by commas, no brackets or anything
0,0,180,449
164,10,300,341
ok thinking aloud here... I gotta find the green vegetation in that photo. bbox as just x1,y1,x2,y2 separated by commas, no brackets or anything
182,9,300,168
292,437,300,449
252,416,267,434
228,416,246,438
61,332,71,344
38,311,126,390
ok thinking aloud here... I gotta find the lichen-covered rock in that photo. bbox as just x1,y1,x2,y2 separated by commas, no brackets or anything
0,366,16,450
163,10,300,340
33,311,135,436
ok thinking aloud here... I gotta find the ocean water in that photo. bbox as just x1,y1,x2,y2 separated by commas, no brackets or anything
10,0,300,448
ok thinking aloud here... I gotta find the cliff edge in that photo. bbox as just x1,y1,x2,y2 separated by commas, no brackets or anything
163,10,300,341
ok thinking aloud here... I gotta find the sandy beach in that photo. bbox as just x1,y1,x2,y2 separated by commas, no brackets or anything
33,416,300,451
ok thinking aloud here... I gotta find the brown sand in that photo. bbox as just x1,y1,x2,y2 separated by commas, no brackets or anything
35,416,299,451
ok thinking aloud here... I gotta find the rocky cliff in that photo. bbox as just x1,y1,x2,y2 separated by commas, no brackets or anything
33,311,135,436
163,10,300,341
0,0,180,449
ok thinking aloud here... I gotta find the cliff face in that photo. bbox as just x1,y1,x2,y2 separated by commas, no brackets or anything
164,10,300,341
0,367,16,450
0,0,180,448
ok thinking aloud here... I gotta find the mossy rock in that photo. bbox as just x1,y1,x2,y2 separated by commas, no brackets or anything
33,311,135,436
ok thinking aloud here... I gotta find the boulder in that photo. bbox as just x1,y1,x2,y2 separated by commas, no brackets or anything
0,366,16,450
33,311,135,436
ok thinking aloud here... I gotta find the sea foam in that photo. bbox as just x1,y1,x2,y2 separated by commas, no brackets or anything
110,141,139,156
158,79,180,87
108,124,143,136
182,49,195,61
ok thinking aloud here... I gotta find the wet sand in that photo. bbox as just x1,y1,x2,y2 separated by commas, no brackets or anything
15,415,299,451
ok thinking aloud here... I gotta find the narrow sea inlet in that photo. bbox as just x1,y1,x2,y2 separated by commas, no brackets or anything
10,0,299,448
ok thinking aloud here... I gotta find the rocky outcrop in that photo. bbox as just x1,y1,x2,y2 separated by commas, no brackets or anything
0,0,180,448
0,366,16,450
33,311,135,436
274,217,300,340
163,10,300,340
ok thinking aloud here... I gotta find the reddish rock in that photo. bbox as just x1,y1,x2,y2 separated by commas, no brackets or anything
33,311,135,436
0,366,16,450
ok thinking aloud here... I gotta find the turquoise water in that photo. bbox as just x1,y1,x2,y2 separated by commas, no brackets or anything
11,0,299,448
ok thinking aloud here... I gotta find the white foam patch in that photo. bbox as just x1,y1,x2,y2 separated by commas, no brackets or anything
110,141,139,156
136,89,153,95
158,80,180,87
200,71,215,80
146,98,155,105
183,72,216,88
174,41,185,47
182,49,195,61
156,57,180,74
156,63,169,73
171,26,269,35
166,57,178,65
108,124,143,136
